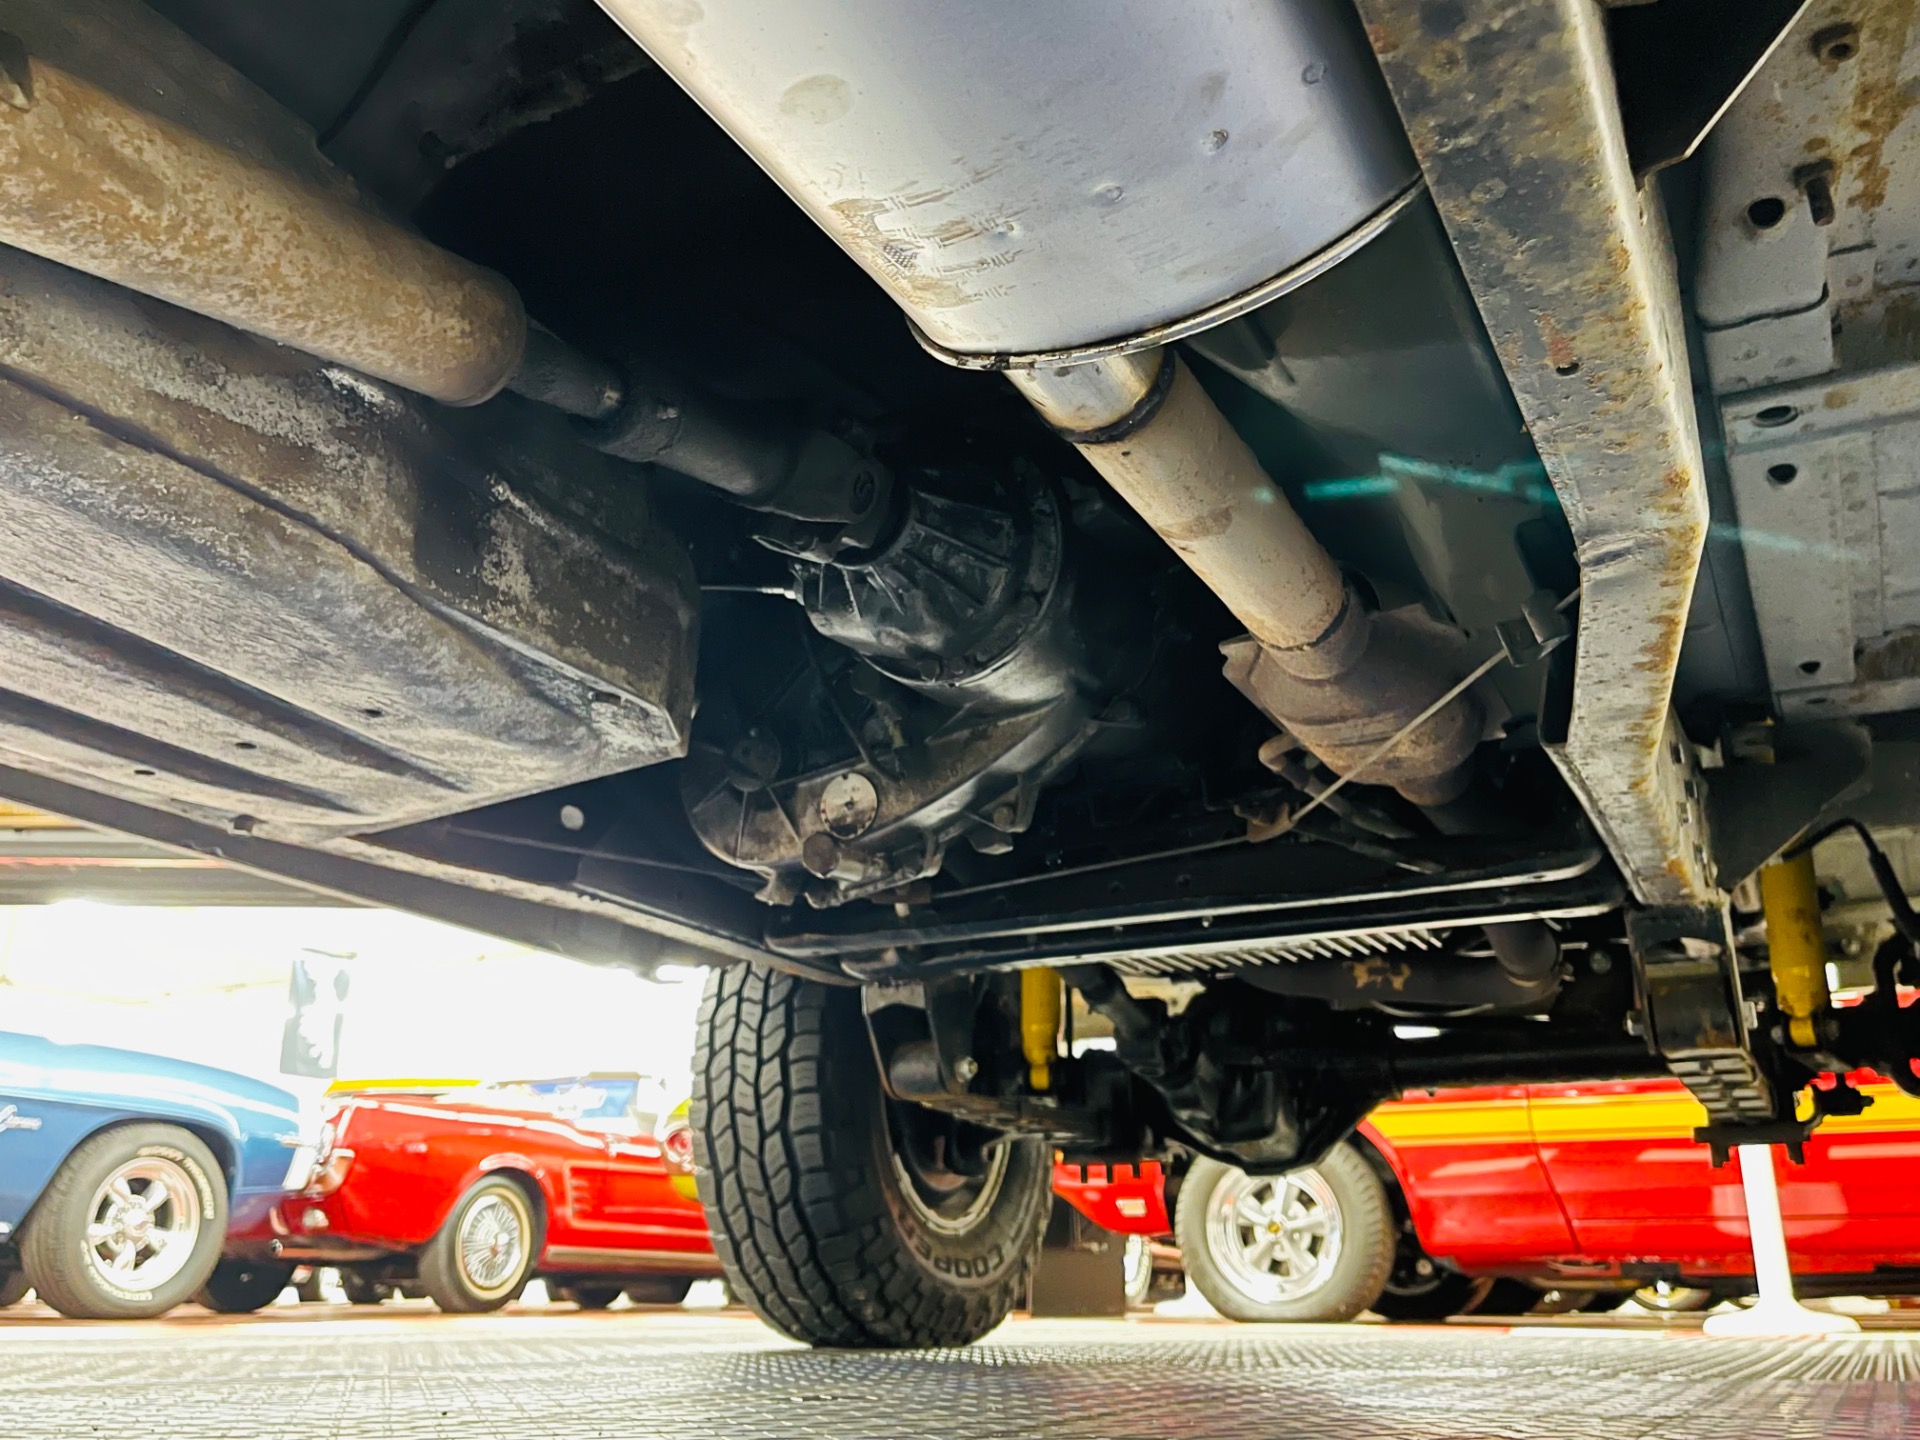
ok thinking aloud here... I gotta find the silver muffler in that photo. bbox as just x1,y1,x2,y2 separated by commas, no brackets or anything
592,0,1419,366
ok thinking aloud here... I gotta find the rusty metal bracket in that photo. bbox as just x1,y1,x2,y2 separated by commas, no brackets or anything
1626,905,1781,1138
1356,0,1718,906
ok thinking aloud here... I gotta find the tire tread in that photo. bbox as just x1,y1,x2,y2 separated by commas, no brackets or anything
693,965,1044,1348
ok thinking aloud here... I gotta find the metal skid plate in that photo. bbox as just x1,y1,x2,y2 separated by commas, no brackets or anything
0,244,697,844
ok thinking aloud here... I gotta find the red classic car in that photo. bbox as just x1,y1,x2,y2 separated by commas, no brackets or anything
273,1076,718,1312
1058,1072,1920,1323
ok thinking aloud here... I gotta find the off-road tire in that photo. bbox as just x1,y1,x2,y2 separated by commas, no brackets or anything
693,965,1052,1348
1175,1146,1395,1323
19,1123,227,1320
623,1275,693,1306
196,1258,295,1313
417,1175,539,1314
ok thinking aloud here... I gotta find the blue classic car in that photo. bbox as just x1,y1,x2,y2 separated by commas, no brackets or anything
0,1031,318,1319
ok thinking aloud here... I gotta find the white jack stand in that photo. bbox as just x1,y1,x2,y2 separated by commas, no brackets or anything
1702,1144,1858,1337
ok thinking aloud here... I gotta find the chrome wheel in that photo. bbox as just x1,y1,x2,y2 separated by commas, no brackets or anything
455,1190,531,1299
1205,1166,1344,1307
84,1157,202,1293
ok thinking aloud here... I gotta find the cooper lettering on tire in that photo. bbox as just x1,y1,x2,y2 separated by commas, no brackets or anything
18,1123,228,1320
692,966,1052,1348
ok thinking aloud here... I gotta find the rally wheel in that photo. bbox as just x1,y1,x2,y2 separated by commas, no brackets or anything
19,1123,226,1320
1175,1146,1394,1323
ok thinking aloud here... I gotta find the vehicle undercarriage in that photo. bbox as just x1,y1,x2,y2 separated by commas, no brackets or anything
5,0,1920,1346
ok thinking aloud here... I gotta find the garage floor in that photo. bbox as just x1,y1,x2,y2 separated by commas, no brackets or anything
2,1307,1916,1439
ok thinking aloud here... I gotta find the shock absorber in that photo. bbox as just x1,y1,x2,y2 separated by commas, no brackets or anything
1759,850,1831,1050
1021,967,1063,1092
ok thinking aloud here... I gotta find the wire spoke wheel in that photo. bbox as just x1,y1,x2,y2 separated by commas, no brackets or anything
1207,1167,1345,1307
83,1157,202,1294
455,1191,531,1299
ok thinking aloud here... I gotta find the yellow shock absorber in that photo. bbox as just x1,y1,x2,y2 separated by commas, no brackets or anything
1021,967,1063,1091
1760,850,1830,1050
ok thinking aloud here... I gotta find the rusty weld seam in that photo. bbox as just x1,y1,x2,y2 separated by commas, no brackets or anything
1052,350,1177,445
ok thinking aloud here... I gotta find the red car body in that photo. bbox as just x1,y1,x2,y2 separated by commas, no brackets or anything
1059,1074,1920,1293
274,1081,720,1290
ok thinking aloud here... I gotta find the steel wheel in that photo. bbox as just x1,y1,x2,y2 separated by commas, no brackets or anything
83,1156,203,1295
455,1189,532,1300
1205,1166,1345,1308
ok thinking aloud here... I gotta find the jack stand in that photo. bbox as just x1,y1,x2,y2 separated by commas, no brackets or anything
1702,1145,1858,1337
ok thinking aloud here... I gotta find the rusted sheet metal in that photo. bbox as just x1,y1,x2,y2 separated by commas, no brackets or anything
0,43,526,405
0,243,696,842
1355,0,1716,904
0,0,351,197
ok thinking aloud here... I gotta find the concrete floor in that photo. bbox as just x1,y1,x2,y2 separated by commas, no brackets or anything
2,1301,1917,1439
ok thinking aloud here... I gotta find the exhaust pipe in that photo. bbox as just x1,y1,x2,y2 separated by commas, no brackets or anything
0,24,886,527
1011,352,1483,813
